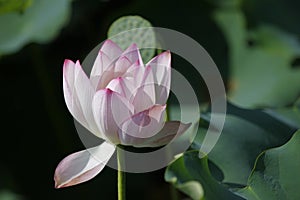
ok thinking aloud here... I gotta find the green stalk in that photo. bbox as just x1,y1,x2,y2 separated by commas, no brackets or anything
166,106,179,200
117,147,126,200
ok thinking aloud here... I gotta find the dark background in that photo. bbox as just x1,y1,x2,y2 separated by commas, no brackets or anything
1,0,299,199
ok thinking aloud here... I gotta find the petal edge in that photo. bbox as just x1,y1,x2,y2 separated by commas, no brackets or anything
54,142,115,188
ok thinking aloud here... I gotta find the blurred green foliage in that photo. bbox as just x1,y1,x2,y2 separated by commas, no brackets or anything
0,0,33,14
265,99,300,129
215,9,300,108
0,0,71,55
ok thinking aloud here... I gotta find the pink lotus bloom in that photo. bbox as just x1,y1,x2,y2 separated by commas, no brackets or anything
54,40,191,188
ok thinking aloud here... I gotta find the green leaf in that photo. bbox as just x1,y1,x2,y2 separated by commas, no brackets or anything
165,151,244,200
214,9,300,108
192,103,295,185
265,101,300,129
0,0,71,55
0,0,32,14
107,15,156,63
236,130,300,200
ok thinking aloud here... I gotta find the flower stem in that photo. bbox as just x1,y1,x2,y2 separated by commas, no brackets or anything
117,147,126,200
166,107,179,200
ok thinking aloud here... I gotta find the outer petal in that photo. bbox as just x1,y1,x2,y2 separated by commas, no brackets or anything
118,105,166,144
63,60,99,137
146,51,171,104
54,142,115,188
144,121,191,147
120,121,191,148
92,89,134,144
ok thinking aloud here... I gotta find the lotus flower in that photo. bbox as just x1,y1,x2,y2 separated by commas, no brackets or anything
54,40,191,188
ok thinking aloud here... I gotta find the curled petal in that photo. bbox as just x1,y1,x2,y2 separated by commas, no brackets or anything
63,60,99,137
92,89,134,144
120,121,191,148
54,142,115,188
144,121,191,147
118,105,166,143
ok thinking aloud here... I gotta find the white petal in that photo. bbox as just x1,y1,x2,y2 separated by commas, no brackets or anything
90,51,112,88
121,43,143,64
146,51,171,83
100,39,123,61
63,60,84,124
90,51,112,77
63,60,99,136
92,89,134,144
93,68,124,90
54,142,115,188
124,60,145,84
121,121,191,148
91,55,134,90
144,121,191,147
90,40,123,89
106,77,135,99
146,51,171,104
114,56,133,74
131,66,156,113
118,105,166,144
94,56,134,90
